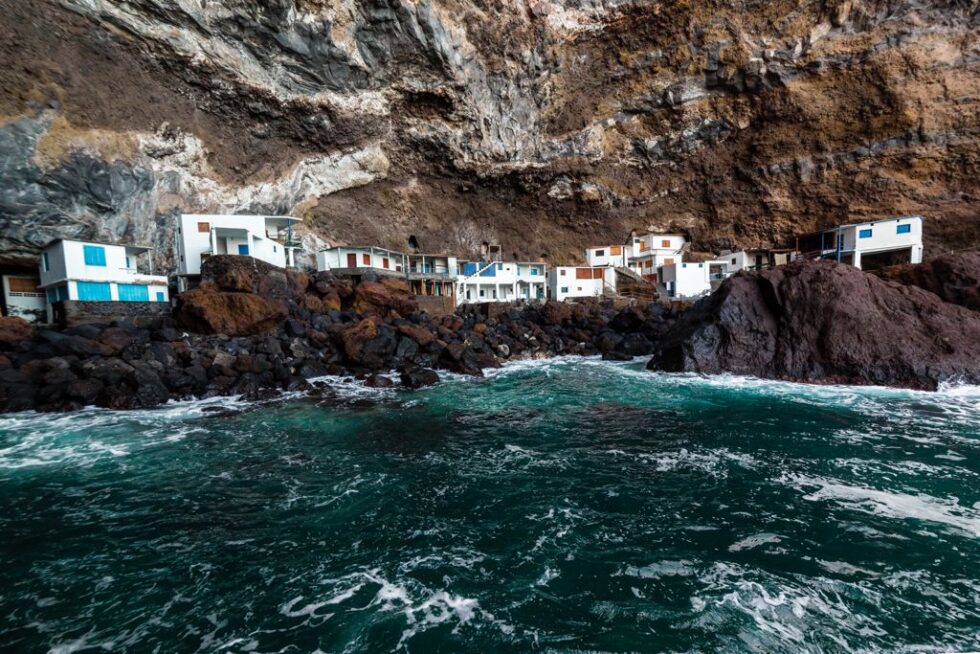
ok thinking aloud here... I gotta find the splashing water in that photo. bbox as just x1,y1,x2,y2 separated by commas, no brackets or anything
1,358,978,652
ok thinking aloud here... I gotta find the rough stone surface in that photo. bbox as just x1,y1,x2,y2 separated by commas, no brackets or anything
876,251,980,312
648,258,980,390
175,290,289,336
0,0,977,269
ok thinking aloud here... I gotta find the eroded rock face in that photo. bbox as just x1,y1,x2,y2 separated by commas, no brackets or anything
876,251,980,312
0,0,977,267
648,258,980,390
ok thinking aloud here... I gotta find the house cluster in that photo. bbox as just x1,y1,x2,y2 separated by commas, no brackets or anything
0,214,926,324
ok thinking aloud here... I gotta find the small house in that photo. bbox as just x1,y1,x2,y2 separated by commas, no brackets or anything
316,246,406,276
548,266,616,302
585,245,628,268
659,261,710,299
456,260,546,305
1,271,46,323
38,239,169,324
627,233,686,280
406,253,457,299
795,216,924,271
175,214,303,291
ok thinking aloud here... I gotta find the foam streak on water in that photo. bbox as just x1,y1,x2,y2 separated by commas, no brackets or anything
0,359,978,652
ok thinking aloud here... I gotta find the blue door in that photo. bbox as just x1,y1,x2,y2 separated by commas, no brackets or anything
76,281,111,301
238,244,250,255
118,284,149,302
156,291,165,302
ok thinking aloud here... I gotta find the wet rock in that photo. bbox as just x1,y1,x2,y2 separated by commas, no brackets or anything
400,367,440,389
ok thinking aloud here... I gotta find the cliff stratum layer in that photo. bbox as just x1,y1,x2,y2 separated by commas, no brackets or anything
1,0,978,268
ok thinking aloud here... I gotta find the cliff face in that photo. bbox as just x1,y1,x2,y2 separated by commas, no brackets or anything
1,0,978,268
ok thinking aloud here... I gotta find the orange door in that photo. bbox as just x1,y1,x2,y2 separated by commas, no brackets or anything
346,253,357,267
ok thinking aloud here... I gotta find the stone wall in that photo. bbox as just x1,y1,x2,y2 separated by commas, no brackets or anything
415,295,455,317
53,300,171,327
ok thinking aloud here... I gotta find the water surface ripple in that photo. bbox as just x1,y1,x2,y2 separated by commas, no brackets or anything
1,359,978,652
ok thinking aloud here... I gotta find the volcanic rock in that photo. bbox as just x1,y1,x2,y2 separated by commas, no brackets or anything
877,251,980,312
648,259,980,390
175,289,289,336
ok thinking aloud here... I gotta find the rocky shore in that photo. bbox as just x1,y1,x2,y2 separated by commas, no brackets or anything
0,256,679,413
648,255,980,391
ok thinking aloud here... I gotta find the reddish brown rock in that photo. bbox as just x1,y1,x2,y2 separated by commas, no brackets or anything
0,316,33,347
649,259,980,390
353,279,417,317
340,318,378,361
398,323,436,346
877,251,980,312
175,289,288,336
540,300,573,326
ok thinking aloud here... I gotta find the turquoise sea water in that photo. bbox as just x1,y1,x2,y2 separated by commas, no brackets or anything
1,358,978,653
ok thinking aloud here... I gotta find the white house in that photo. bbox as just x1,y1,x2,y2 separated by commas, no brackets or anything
1,273,46,323
627,233,686,280
456,260,547,305
38,239,169,323
406,253,457,299
316,246,406,275
660,261,711,299
548,266,616,302
797,216,924,271
175,214,303,290
585,244,629,268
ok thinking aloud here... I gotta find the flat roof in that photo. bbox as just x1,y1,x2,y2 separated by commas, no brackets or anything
318,245,406,254
182,213,301,223
836,215,924,229
42,238,154,253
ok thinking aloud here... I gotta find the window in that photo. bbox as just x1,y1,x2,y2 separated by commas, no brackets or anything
611,246,621,255
83,245,106,266
682,263,688,268
238,244,249,255
383,257,389,269
497,263,503,270
595,249,605,257
42,252,50,271
897,224,911,234
156,291,165,302
699,263,704,268
479,290,485,297
664,258,674,265
560,269,566,276
560,287,568,293
273,246,277,253
731,257,737,265
577,286,583,291
76,281,111,301
362,253,370,266
639,242,649,252
8,277,41,294
859,229,873,239
117,284,149,302
125,256,131,269
662,239,671,248
197,222,210,233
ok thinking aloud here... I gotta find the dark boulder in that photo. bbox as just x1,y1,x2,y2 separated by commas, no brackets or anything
401,367,440,389
648,259,980,390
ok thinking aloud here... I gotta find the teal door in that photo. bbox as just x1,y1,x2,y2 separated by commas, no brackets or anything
118,284,149,302
76,281,111,301
156,291,165,302
238,244,249,255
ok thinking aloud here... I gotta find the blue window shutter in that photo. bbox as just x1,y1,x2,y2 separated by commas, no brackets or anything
238,244,250,255
156,292,165,302
859,229,873,239
76,281,111,301
42,252,49,271
58,285,69,301
83,245,106,266
118,284,149,302
897,224,911,234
